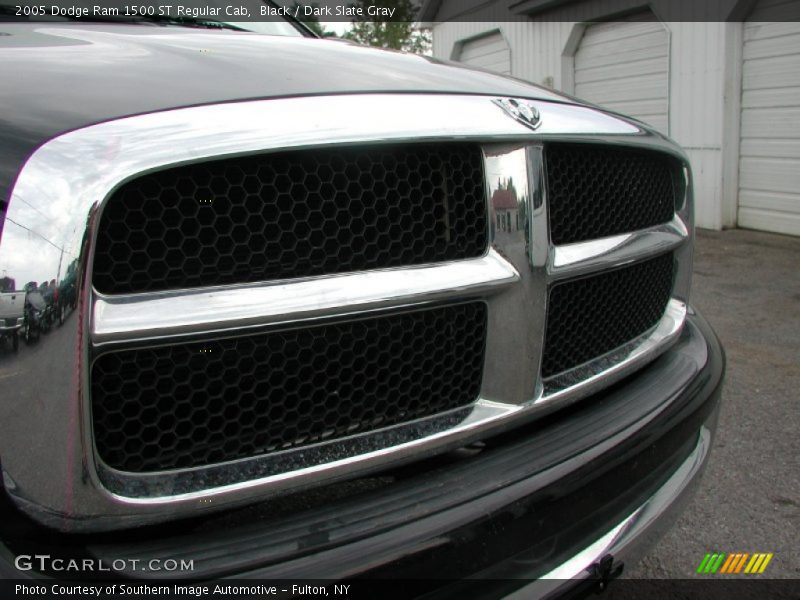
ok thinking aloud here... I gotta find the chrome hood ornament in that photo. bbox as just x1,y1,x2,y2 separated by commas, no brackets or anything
493,98,542,130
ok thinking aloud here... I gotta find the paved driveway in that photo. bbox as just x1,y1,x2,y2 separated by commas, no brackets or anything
627,228,800,578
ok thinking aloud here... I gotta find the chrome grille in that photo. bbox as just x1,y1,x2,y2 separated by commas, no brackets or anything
542,253,675,378
0,94,695,529
86,135,690,500
91,139,690,492
545,143,679,245
92,303,487,473
92,143,487,295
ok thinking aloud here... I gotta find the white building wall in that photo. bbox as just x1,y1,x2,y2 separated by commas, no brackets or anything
668,22,728,229
430,9,733,229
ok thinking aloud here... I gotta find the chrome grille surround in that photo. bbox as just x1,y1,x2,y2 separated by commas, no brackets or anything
92,302,488,473
92,143,489,295
544,142,679,244
0,94,692,531
541,253,675,379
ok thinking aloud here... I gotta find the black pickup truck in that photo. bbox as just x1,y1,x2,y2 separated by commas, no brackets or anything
0,6,723,598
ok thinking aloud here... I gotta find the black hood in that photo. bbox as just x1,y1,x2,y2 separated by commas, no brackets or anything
0,23,575,209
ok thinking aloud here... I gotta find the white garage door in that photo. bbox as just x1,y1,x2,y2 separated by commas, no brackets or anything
739,0,800,235
458,32,510,75
574,15,669,133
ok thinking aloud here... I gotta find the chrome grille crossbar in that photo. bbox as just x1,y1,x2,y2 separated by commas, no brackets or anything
549,216,688,281
92,251,518,345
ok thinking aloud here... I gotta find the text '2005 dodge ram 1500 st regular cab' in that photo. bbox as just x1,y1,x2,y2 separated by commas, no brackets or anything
0,7,723,598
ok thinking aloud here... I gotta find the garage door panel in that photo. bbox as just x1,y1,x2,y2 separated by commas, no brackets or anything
741,107,800,138
742,86,800,109
459,33,506,53
460,49,510,66
745,21,800,42
740,157,800,194
576,31,666,62
740,138,800,159
593,102,669,132
743,31,800,60
460,46,507,61
460,43,508,62
739,3,800,235
460,49,511,70
574,42,666,70
466,60,510,73
574,16,668,133
575,57,666,85
743,54,800,88
472,61,511,74
631,109,668,122
578,21,663,48
576,75,667,105
457,32,510,75
593,98,668,118
739,189,800,213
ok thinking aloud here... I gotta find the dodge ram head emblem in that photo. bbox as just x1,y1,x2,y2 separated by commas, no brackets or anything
493,98,542,130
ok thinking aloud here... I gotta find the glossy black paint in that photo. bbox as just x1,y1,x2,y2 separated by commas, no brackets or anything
240,313,724,585
0,23,570,210
0,311,725,588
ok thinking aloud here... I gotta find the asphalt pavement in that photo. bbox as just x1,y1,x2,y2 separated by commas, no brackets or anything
625,228,800,579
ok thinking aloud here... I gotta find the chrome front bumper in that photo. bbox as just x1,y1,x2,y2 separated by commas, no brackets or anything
0,309,725,584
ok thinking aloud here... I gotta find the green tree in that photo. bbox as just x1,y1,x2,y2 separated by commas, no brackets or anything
343,0,430,54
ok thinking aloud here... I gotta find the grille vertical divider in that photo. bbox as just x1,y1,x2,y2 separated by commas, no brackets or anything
479,143,549,406
527,144,550,402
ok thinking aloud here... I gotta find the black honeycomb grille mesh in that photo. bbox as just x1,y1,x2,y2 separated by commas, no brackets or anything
93,144,487,295
542,254,674,378
91,303,487,473
546,144,678,245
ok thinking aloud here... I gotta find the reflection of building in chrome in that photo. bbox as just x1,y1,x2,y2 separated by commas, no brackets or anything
491,187,519,233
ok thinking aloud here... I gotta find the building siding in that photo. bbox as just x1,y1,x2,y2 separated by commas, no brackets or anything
456,31,512,73
574,19,670,132
429,3,738,230
738,0,800,235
